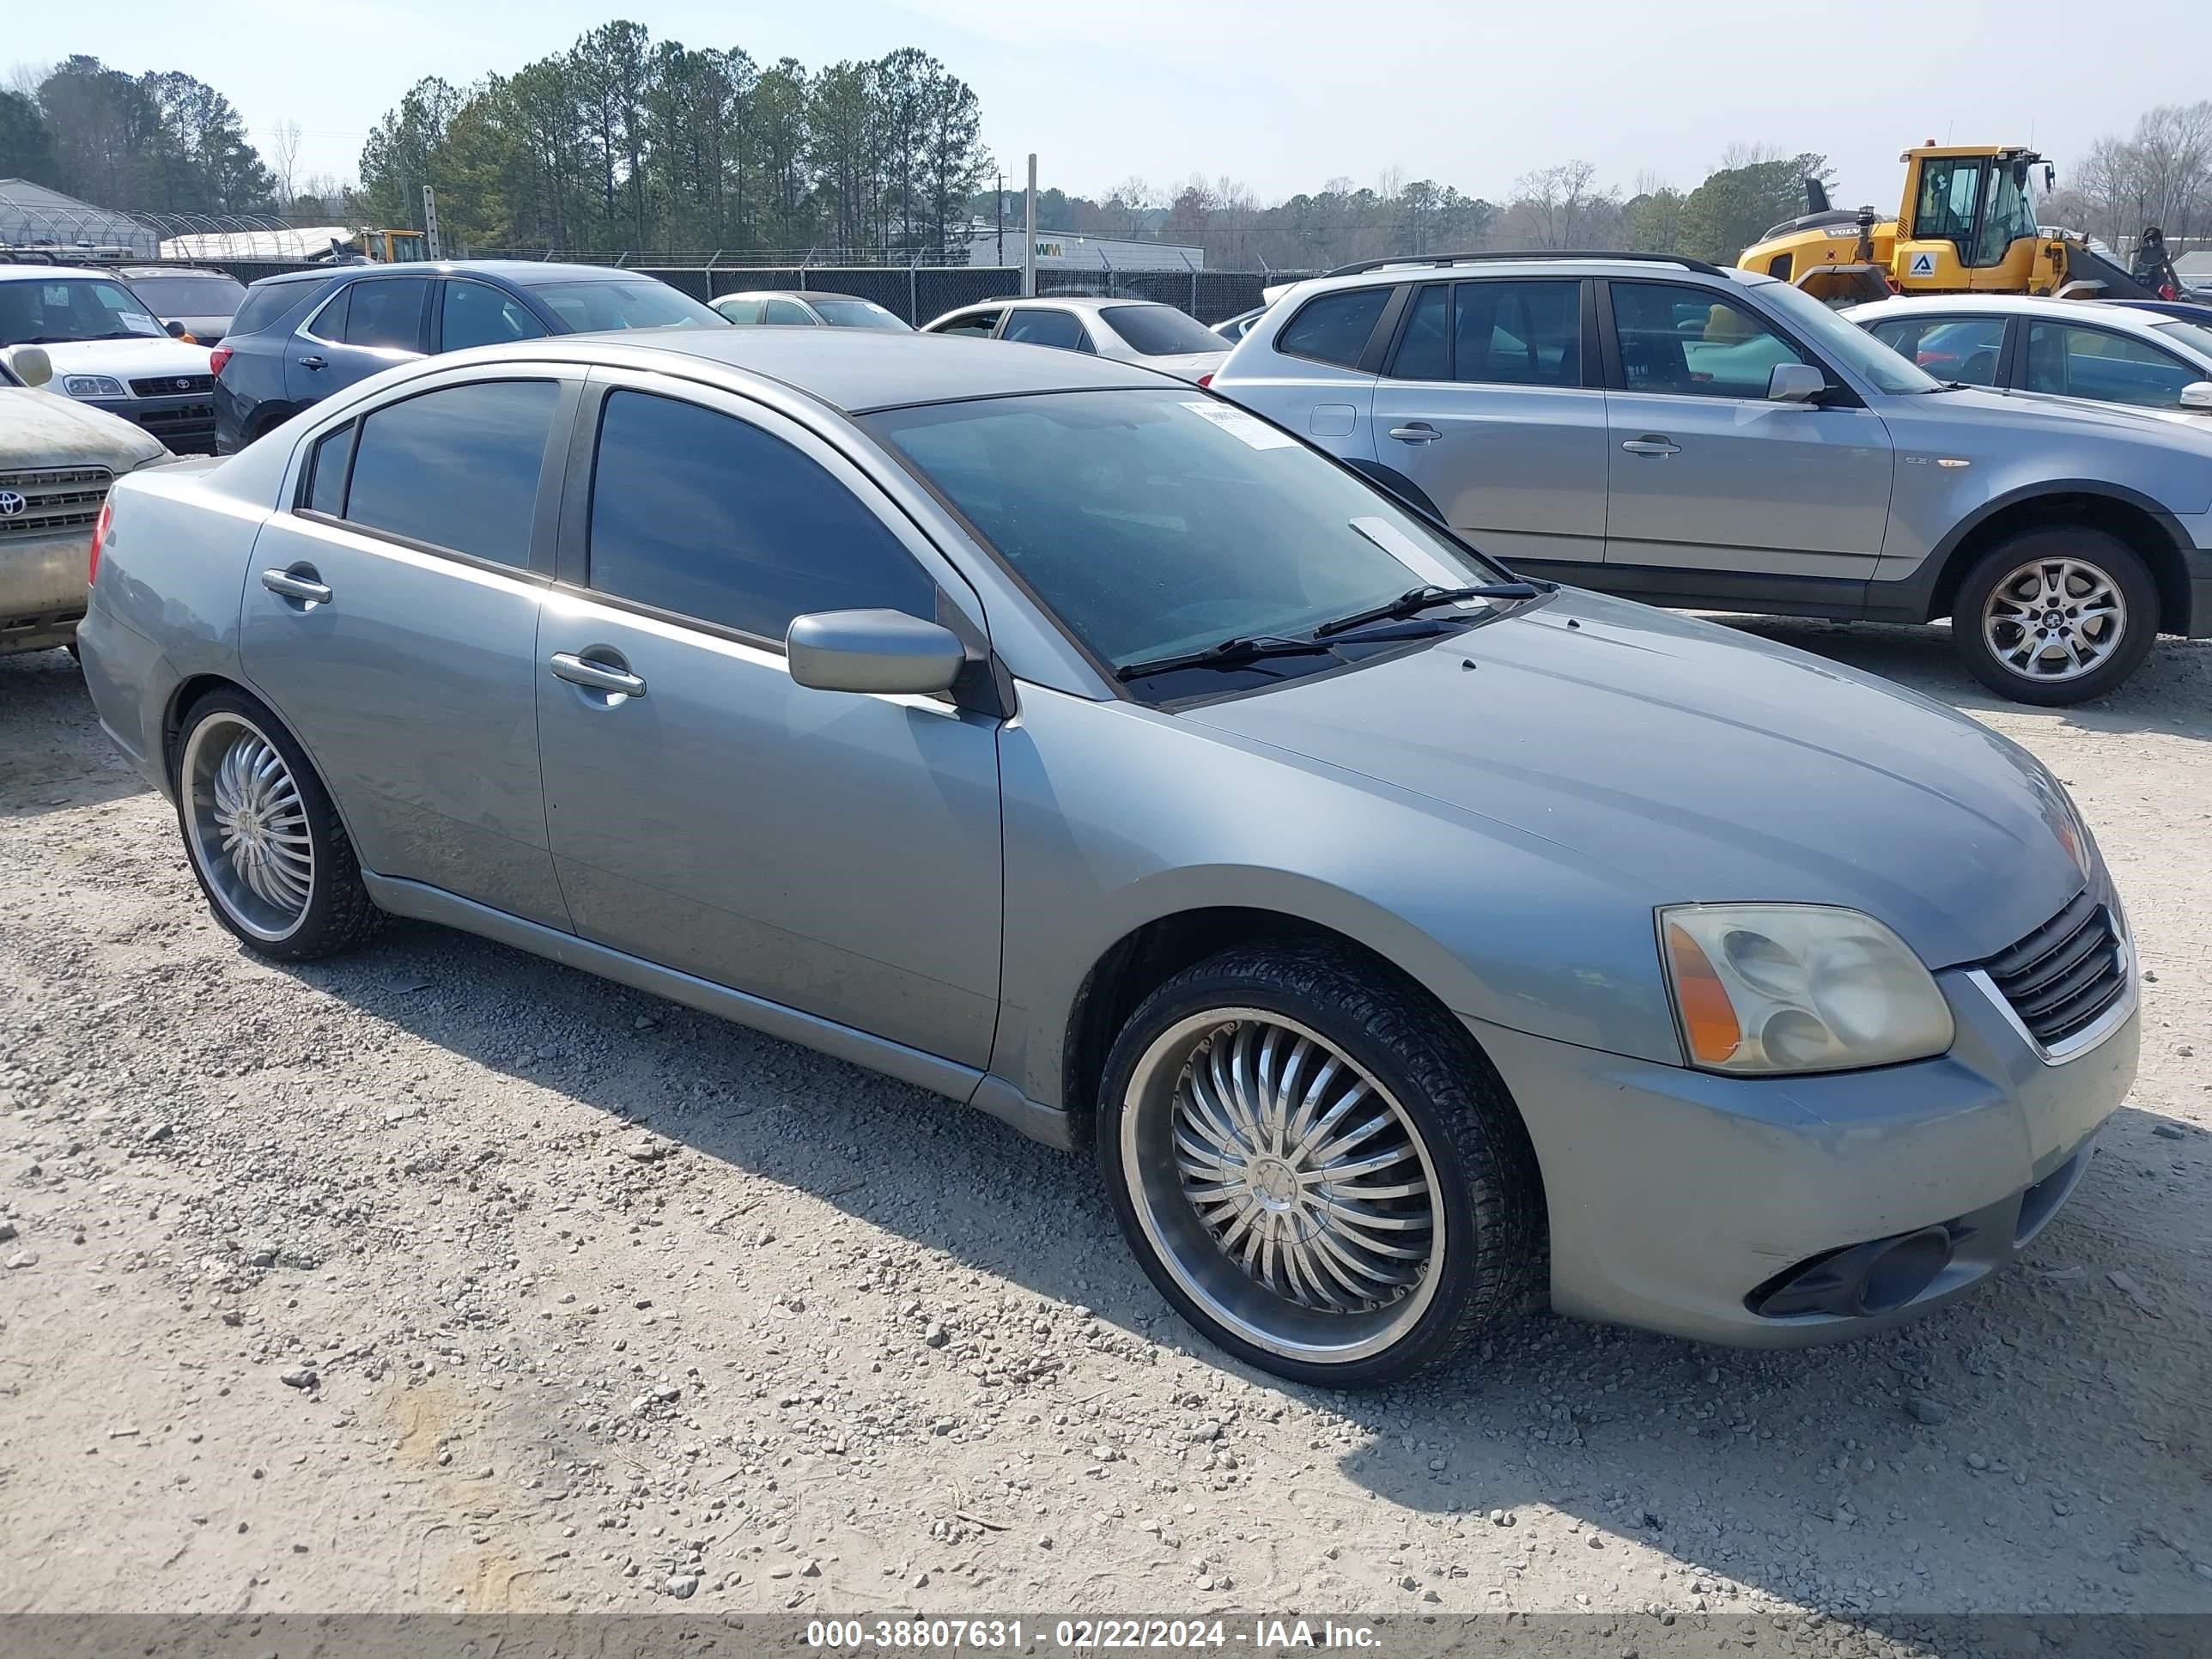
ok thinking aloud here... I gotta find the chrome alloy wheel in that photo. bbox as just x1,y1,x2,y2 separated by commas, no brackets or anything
1120,1010,1444,1363
1981,556,2127,684
181,713,315,941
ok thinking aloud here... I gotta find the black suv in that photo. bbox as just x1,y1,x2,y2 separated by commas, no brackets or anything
211,261,728,453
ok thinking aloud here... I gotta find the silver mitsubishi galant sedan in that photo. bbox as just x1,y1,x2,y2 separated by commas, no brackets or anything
76,330,2138,1387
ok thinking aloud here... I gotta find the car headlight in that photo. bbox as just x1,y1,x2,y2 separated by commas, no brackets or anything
1658,904,1954,1074
63,374,127,399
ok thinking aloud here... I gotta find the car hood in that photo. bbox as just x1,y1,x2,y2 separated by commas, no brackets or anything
0,386,167,467
39,338,218,380
1180,589,2085,971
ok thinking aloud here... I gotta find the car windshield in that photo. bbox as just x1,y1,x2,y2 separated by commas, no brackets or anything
1759,282,1942,394
125,274,246,316
866,388,1506,684
0,277,169,347
524,280,726,332
812,299,911,331
2152,319,2212,364
1101,304,1226,356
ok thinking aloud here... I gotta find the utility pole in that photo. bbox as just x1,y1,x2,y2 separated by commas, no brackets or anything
1023,154,1038,298
996,171,1004,267
421,185,441,261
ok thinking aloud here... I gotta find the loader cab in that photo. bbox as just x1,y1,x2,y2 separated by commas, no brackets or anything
1897,147,2048,286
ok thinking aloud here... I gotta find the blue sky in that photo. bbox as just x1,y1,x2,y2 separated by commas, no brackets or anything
11,0,2211,216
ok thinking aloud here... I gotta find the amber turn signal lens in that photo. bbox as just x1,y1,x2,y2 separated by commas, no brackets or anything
1664,921,1741,1064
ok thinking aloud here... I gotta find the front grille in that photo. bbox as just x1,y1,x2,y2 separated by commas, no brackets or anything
1982,887,2128,1048
130,374,215,397
129,405,217,453
0,465,112,538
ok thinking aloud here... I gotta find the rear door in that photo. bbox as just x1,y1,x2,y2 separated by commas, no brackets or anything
285,274,430,406
1369,277,1607,568
239,369,577,927
1600,278,1894,593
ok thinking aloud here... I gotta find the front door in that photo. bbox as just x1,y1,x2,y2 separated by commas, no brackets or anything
1370,277,1607,569
534,373,1005,1068
239,371,575,927
1601,279,1894,593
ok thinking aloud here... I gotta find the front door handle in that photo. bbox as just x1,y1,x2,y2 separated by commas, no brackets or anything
260,567,332,605
298,355,327,370
1388,422,1441,444
550,652,647,698
1620,436,1680,457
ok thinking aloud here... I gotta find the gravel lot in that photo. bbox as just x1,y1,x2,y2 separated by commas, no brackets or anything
2,622,2208,1633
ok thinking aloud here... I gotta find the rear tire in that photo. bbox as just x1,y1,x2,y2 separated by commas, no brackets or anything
1951,527,2157,705
1097,943,1544,1389
172,687,382,960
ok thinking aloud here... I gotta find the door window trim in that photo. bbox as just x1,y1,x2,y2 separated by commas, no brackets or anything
1595,277,1863,407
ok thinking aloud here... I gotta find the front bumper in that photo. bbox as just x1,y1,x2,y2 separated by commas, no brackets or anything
1473,958,2138,1346
85,394,216,456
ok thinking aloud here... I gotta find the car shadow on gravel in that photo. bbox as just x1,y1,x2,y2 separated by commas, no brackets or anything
285,918,2212,1622
1712,617,2212,746
0,647,153,819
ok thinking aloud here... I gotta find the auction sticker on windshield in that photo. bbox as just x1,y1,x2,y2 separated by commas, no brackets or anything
1181,400,1296,449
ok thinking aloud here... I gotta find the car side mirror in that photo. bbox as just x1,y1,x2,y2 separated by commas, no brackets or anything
1767,362,1826,404
164,319,189,339
8,345,53,387
787,609,966,695
2179,380,2212,412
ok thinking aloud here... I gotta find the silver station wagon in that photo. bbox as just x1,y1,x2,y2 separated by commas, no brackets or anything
77,331,2137,1386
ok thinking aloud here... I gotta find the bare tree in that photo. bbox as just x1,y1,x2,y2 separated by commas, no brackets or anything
270,118,301,210
1508,160,1619,248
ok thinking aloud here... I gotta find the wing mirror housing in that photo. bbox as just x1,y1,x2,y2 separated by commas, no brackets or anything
787,609,967,695
8,345,53,387
2179,380,2212,412
1768,362,1826,404
164,319,190,339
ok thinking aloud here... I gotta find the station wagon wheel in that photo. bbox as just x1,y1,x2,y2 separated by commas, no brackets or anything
1097,945,1543,1388
1952,527,2156,707
174,688,382,960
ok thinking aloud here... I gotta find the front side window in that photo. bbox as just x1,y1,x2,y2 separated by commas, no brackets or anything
442,281,548,351
1453,281,1580,386
931,308,1002,337
1611,282,1810,399
1759,280,1939,394
866,389,1504,681
1001,309,1087,351
1277,286,1390,368
342,380,558,565
1915,158,1983,249
0,277,166,346
526,280,724,332
587,391,934,641
2023,323,2196,408
1099,304,1224,356
341,277,428,351
1865,315,2005,386
714,296,765,324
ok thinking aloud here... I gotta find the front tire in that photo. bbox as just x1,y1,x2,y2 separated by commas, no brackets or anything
173,688,381,960
1097,945,1543,1388
1951,528,2157,706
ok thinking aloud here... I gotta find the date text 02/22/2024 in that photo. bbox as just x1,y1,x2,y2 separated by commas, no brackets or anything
804,1617,1384,1651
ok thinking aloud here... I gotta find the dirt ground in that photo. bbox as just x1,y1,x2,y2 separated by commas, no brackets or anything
1,620,2208,1636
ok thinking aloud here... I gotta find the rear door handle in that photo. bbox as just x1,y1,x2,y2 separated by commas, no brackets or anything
298,355,327,370
1388,422,1441,444
260,568,332,605
550,652,647,698
1620,436,1680,457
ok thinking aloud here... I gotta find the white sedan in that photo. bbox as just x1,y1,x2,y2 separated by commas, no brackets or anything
1845,293,2212,426
918,296,1226,384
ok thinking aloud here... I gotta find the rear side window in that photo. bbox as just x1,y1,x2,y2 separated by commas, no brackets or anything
1278,287,1390,368
341,277,428,350
1391,286,1450,380
306,422,355,515
586,390,934,641
1002,309,1087,351
1099,304,1224,356
304,286,349,342
342,380,558,565
763,298,814,325
230,280,325,339
1453,281,1581,386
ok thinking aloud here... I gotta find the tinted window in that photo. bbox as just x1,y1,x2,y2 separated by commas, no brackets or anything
1002,308,1087,350
442,281,547,350
933,309,1001,337
229,280,325,339
587,392,933,641
812,299,910,331
2022,322,2195,408
341,277,427,350
1390,286,1449,380
343,380,558,564
305,285,349,342
1099,304,1224,356
1611,282,1808,398
1454,281,1580,386
1278,287,1389,368
762,298,815,325
526,280,723,331
307,422,355,515
1865,315,2004,386
715,297,766,324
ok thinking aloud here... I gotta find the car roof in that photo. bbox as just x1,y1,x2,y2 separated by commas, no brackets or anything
0,263,127,283
1844,294,2167,331
1267,256,1765,307
113,264,239,279
715,290,872,304
241,259,658,290
454,327,1170,414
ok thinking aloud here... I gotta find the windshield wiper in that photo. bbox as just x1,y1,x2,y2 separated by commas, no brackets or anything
1115,634,1340,683
1314,581,1547,637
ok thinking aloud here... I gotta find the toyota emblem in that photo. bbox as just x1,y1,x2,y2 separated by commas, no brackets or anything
175,378,191,391
0,490,26,518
